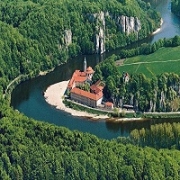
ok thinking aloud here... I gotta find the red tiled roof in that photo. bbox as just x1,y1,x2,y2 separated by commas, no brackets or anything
76,70,86,77
68,66,95,89
90,80,104,93
90,84,101,94
105,102,113,107
93,80,101,86
68,70,87,89
74,76,87,82
86,66,94,74
98,86,104,91
71,87,103,101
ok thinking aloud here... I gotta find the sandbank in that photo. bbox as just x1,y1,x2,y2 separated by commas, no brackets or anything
44,81,109,119
152,18,163,35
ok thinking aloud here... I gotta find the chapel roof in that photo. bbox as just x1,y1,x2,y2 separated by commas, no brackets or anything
68,70,87,89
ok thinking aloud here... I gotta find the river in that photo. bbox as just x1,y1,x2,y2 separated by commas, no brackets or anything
11,0,180,139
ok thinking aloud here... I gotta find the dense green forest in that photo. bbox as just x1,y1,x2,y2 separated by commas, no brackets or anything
92,35,180,113
92,53,180,112
130,122,180,149
172,0,180,16
1,111,180,179
0,0,160,94
1,0,180,179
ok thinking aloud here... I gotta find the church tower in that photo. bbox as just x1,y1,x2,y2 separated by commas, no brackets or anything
83,57,87,72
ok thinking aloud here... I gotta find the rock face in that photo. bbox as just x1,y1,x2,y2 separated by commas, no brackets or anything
93,12,141,54
160,91,166,109
96,27,106,54
65,12,141,54
94,11,106,54
116,15,141,35
130,94,134,105
64,29,72,46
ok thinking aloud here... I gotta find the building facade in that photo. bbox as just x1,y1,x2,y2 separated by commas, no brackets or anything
70,87,103,107
67,58,104,107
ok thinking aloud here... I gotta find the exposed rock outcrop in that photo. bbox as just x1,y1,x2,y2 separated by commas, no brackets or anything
149,100,153,112
135,99,138,111
153,90,157,112
96,27,105,54
160,91,166,109
116,15,141,35
64,29,72,46
93,12,141,54
73,11,142,54
94,11,106,54
147,90,157,112
119,98,123,107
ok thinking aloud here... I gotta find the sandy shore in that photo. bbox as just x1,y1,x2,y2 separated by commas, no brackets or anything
44,81,109,119
152,18,163,35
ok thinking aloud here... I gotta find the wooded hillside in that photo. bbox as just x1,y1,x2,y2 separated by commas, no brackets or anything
172,0,180,16
93,54,180,113
0,0,160,93
1,111,180,179
2,1,179,179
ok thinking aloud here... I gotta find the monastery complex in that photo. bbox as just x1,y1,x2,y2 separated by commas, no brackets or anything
67,58,113,109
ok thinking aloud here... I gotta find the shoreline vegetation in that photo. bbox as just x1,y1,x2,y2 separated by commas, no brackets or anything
43,19,167,122
9,19,180,122
3,67,56,99
7,16,164,107
152,18,163,35
44,81,180,122
44,81,110,120
9,17,179,122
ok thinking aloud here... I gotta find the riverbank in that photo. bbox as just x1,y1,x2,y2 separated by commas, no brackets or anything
44,81,180,121
44,81,144,121
152,18,163,35
44,81,109,120
39,68,55,76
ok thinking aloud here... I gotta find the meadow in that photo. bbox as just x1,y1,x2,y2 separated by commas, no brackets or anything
118,47,180,78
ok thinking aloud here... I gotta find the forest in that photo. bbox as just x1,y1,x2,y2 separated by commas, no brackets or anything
1,110,180,179
1,0,180,179
92,36,180,113
0,0,160,94
172,0,180,16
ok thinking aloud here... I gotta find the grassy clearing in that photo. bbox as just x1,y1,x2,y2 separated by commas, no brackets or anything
118,47,180,78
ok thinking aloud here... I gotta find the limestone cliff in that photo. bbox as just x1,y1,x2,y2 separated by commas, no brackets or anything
64,29,72,46
58,29,72,50
159,91,166,109
95,27,106,54
91,11,141,54
66,12,142,54
116,15,141,35
92,11,106,54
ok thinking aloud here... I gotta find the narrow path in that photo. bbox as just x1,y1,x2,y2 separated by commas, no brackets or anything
5,75,23,94
135,64,140,73
121,58,180,66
